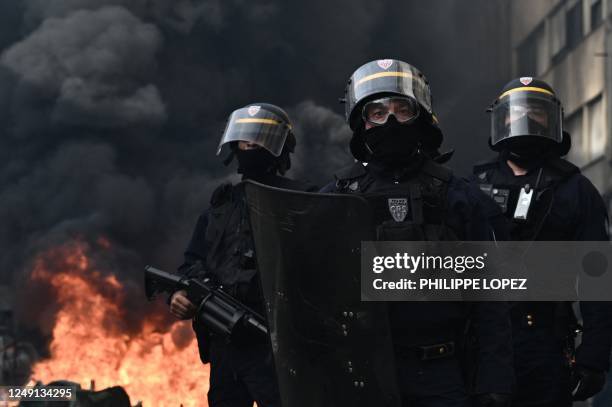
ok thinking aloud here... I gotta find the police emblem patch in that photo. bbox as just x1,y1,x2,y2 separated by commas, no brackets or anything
377,59,393,70
248,105,261,116
520,77,533,86
388,198,408,222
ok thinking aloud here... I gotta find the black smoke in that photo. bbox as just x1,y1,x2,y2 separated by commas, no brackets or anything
0,0,510,346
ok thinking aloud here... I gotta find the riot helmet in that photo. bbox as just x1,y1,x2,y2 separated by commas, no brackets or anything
489,77,564,149
217,103,295,175
343,59,443,162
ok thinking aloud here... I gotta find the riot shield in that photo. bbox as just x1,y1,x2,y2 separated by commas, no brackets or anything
244,181,401,407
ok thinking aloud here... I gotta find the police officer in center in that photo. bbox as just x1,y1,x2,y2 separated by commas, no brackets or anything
169,103,315,407
472,77,612,406
322,59,514,407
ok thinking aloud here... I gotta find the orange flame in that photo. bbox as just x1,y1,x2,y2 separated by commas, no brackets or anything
28,240,210,406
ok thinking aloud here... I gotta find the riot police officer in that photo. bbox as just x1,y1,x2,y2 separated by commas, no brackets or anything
472,77,612,406
169,103,315,407
323,59,514,407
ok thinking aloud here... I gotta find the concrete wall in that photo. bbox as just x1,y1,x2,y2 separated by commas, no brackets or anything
542,25,606,115
510,0,563,47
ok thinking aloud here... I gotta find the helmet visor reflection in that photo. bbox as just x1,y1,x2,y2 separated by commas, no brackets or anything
491,92,562,146
217,108,290,157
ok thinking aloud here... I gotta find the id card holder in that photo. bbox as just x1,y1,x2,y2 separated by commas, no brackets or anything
513,185,533,221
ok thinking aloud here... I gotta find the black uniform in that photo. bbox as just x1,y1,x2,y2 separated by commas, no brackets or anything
322,159,514,407
472,156,612,407
179,173,315,407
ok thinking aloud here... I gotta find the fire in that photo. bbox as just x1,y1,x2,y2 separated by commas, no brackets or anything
28,240,209,406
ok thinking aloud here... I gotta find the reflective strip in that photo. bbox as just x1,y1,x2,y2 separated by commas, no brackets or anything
499,86,555,99
356,71,416,87
235,118,280,125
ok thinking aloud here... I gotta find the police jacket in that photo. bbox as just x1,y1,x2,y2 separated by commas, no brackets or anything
178,172,316,363
472,156,612,372
322,157,514,394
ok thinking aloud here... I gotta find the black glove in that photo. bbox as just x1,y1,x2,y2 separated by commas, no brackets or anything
474,393,511,407
571,365,606,401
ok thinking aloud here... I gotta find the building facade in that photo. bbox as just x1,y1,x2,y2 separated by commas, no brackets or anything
510,0,612,206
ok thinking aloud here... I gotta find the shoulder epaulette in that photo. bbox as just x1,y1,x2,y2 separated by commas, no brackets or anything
210,183,233,207
546,157,580,178
421,159,453,182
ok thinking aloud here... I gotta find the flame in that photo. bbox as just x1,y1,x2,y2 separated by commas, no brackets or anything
28,240,210,406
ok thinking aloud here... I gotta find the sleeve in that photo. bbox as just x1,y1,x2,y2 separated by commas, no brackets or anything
167,209,210,305
453,178,515,394
319,180,338,193
470,185,514,394
177,209,211,278
574,176,612,371
175,210,214,364
472,301,515,394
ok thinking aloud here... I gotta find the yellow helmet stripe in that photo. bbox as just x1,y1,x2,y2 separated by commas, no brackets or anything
235,118,280,125
499,86,555,99
356,71,416,86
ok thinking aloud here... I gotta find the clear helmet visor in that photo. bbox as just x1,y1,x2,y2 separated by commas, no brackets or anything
346,60,433,123
490,91,563,146
217,106,291,157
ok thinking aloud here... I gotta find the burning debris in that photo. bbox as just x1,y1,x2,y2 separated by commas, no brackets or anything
20,240,207,407
0,286,38,387
17,380,131,407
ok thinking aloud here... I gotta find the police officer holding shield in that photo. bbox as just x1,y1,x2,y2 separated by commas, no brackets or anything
323,59,514,407
472,78,612,406
169,103,314,407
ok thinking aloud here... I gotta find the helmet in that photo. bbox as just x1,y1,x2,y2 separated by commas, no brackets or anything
489,77,564,150
343,59,442,160
217,103,296,157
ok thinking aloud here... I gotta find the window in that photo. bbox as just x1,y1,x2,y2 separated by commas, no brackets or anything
565,96,607,167
566,2,583,50
588,95,606,159
551,6,567,60
518,34,538,75
591,0,603,29
517,24,547,75
534,25,549,74
565,109,587,166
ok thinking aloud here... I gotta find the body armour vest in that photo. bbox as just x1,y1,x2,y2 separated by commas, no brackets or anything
473,156,581,333
334,159,458,242
473,156,580,241
204,175,315,303
333,158,468,345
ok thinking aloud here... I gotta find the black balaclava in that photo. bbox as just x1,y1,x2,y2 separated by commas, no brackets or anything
498,117,559,170
499,139,557,171
234,147,278,179
361,115,426,169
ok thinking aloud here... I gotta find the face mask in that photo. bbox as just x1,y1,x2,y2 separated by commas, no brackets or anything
363,118,423,168
501,137,557,170
235,148,277,177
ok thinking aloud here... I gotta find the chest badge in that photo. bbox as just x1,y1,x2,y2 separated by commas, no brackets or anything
388,198,408,222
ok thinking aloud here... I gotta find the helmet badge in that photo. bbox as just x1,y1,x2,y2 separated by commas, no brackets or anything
248,105,261,116
520,77,533,86
377,59,394,70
